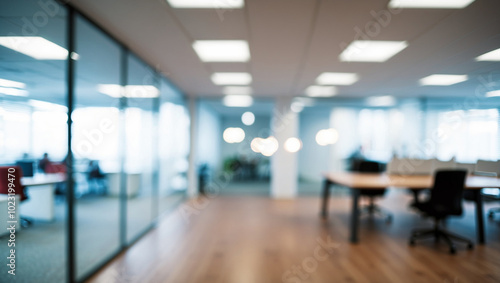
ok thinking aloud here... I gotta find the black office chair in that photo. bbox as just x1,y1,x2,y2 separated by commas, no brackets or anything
352,160,393,222
409,170,473,254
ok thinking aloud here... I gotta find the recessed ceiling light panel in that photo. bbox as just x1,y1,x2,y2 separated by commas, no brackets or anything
0,87,28,97
476,48,500,61
0,36,68,60
223,94,253,107
339,40,408,62
316,72,359,85
486,90,500,98
167,0,244,9
419,74,468,86
389,0,475,9
193,40,250,62
0,78,26,89
97,84,159,98
305,86,337,97
212,73,252,85
223,86,252,95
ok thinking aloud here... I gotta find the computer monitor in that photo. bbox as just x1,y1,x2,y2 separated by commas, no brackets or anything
16,161,34,177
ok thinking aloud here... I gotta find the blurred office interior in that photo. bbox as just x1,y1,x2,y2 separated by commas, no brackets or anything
0,0,499,282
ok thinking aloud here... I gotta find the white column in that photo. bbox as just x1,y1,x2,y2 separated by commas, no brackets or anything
187,97,198,198
271,97,299,199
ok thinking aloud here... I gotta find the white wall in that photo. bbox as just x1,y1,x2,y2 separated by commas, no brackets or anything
196,102,222,172
271,97,298,198
298,108,331,182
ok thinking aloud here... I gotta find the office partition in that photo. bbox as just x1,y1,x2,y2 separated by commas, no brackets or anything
0,1,69,282
73,14,122,280
0,2,188,282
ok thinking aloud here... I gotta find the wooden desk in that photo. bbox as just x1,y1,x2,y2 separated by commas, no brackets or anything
320,172,500,244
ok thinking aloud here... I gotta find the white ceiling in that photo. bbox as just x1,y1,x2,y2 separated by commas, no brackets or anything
3,0,500,100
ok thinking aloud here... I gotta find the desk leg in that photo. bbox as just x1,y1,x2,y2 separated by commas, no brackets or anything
321,179,332,219
473,189,485,244
350,189,360,243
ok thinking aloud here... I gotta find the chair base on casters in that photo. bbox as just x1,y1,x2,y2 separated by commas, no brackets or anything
360,202,393,223
488,207,500,219
409,223,473,254
21,217,33,228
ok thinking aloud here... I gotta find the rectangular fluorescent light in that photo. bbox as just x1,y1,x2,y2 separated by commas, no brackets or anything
419,74,468,86
366,95,396,107
97,84,122,98
0,78,26,89
223,95,253,107
167,0,244,8
389,0,475,9
97,84,159,98
305,86,337,97
211,72,252,85
486,90,500,98
223,86,252,96
0,86,28,97
0,36,68,60
125,85,160,98
476,48,500,61
193,40,250,62
29,99,67,111
339,40,408,62
316,72,359,85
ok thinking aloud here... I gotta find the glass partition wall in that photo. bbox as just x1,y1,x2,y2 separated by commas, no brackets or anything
125,54,157,243
0,0,68,282
0,2,188,283
159,79,190,213
73,15,122,279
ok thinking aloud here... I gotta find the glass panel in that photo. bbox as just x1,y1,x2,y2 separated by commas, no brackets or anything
434,109,499,162
125,54,156,242
0,0,68,282
159,79,189,213
72,15,121,279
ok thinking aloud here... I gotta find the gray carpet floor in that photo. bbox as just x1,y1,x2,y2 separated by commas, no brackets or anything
0,191,186,283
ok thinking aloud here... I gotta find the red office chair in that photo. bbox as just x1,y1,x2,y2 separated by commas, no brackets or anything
0,166,27,201
0,166,30,226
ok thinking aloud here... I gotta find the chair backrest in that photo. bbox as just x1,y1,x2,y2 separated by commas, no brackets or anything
429,170,467,215
45,162,67,174
356,160,383,173
0,166,27,201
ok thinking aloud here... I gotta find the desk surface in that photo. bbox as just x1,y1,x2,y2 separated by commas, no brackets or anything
323,172,500,189
21,173,66,187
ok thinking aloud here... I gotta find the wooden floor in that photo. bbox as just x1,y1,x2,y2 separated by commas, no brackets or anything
87,191,500,283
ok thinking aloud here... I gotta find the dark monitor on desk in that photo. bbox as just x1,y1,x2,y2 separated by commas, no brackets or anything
16,161,34,177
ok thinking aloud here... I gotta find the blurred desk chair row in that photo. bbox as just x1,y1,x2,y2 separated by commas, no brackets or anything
387,158,500,219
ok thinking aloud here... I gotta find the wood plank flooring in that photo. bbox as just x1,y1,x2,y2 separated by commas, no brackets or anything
87,191,500,283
